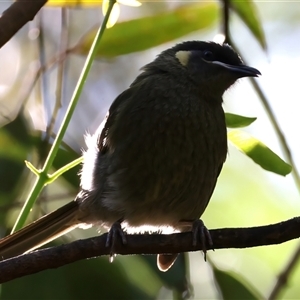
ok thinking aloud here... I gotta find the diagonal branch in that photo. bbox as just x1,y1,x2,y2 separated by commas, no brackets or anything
0,216,299,283
0,0,47,49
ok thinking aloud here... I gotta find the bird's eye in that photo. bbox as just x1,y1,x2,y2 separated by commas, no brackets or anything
203,51,214,61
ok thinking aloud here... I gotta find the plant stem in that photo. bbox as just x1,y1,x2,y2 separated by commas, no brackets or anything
12,0,117,233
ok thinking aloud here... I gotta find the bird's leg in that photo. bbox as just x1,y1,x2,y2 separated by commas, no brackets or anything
179,219,213,261
192,219,213,260
105,219,127,262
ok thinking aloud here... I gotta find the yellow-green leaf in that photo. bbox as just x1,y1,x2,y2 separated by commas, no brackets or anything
230,0,266,50
228,129,292,176
47,0,102,7
225,113,256,128
102,0,120,28
74,3,218,57
47,0,141,7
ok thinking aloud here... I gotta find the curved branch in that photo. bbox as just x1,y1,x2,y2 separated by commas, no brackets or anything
0,0,47,48
0,217,299,283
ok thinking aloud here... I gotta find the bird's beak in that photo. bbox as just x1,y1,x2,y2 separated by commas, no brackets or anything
212,61,261,78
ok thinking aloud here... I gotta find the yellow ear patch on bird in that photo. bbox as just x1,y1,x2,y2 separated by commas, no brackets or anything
175,51,191,66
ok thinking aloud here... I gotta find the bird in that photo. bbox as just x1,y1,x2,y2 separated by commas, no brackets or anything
0,41,260,271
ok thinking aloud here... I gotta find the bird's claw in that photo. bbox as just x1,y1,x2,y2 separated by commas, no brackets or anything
106,220,127,262
192,219,213,261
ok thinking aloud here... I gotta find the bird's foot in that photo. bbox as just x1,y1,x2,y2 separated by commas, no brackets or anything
106,220,127,262
192,219,213,261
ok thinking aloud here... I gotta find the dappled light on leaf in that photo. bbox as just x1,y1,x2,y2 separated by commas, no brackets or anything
228,129,292,176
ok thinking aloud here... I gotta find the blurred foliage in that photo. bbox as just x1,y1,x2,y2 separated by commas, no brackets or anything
0,115,34,217
0,0,299,299
211,263,262,299
74,3,218,57
229,0,266,50
1,254,153,300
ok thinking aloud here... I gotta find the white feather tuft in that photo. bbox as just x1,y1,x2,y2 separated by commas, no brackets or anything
80,116,107,191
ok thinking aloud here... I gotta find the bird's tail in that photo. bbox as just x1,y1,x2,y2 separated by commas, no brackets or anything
0,201,80,260
157,253,179,272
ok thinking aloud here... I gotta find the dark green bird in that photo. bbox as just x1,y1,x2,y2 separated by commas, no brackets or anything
0,41,260,271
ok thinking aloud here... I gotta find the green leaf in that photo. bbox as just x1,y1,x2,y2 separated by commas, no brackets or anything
74,3,218,57
228,129,292,176
230,0,266,50
225,113,256,128
212,265,261,300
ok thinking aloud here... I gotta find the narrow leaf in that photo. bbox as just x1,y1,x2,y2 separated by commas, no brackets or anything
74,3,218,57
225,113,256,128
228,129,292,176
230,1,266,50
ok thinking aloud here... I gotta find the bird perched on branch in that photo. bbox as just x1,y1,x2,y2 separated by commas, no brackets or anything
0,41,260,271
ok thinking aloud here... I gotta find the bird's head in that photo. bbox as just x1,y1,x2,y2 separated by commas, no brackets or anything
151,41,261,99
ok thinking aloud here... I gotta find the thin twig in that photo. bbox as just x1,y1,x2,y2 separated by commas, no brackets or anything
232,40,300,191
231,40,300,300
248,77,300,189
46,8,69,144
221,0,230,43
268,246,300,300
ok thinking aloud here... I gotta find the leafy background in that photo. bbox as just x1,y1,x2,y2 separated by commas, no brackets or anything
0,0,300,299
